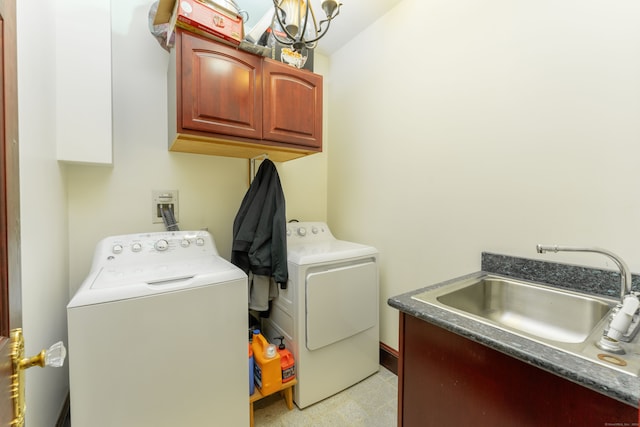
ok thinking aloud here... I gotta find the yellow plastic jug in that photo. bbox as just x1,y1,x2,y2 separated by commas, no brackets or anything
251,330,282,395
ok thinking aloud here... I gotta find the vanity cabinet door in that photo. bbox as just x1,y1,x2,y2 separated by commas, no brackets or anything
180,31,262,139
262,59,322,149
398,313,638,427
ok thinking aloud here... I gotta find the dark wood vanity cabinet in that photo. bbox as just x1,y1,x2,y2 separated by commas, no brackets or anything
169,29,322,161
398,312,638,427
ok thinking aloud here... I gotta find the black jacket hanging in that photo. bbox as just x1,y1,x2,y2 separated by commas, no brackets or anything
231,159,288,287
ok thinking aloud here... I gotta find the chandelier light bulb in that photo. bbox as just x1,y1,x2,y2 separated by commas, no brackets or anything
272,0,343,52
321,0,339,18
279,0,304,37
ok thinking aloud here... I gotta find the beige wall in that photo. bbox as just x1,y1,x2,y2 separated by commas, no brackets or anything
17,0,70,425
327,0,640,350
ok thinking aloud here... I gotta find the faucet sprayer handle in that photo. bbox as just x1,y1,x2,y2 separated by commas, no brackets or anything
606,295,640,341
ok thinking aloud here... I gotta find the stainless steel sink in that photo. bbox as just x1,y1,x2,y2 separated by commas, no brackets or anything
411,274,640,376
435,277,611,343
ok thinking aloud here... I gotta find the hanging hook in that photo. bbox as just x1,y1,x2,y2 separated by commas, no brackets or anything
249,154,269,184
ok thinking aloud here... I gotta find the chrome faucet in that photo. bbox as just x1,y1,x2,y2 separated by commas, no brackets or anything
537,244,639,352
536,245,632,302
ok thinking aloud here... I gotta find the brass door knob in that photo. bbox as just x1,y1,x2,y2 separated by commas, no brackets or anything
10,328,66,427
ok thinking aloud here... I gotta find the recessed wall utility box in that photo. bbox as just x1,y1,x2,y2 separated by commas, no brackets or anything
152,190,179,224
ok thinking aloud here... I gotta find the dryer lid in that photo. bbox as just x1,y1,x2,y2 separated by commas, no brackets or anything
286,222,377,264
287,240,377,265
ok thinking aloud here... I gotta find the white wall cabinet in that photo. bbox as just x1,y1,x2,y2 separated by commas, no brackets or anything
55,0,113,165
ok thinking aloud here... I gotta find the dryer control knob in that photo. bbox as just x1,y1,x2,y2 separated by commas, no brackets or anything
297,227,307,237
311,226,319,234
154,239,169,251
112,244,123,254
195,237,205,246
180,239,190,248
131,242,143,252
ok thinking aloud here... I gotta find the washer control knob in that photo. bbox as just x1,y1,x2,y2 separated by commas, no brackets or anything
297,227,307,237
180,239,190,248
311,226,319,234
195,237,205,246
154,239,169,251
131,242,143,252
112,244,123,254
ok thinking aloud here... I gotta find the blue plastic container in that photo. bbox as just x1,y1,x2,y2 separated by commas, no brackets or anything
249,343,255,395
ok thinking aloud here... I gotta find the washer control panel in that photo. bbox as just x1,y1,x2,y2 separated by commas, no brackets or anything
287,222,335,243
83,230,229,292
93,230,216,268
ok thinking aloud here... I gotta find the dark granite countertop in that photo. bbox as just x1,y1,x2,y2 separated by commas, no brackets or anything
387,252,640,408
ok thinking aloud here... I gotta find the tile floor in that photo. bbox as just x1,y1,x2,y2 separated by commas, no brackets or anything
253,366,398,427
62,366,397,426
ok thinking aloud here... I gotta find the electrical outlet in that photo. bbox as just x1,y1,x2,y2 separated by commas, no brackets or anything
152,190,179,224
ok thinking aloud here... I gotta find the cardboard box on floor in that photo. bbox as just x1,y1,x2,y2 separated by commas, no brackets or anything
155,0,243,47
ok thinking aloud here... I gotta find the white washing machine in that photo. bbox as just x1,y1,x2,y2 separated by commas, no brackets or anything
67,230,248,427
262,222,379,409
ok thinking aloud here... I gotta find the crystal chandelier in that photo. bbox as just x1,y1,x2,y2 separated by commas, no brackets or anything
271,0,342,52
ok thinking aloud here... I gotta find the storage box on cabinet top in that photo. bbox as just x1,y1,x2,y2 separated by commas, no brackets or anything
157,0,244,47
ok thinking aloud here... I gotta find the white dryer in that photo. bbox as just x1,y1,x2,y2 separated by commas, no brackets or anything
67,230,248,427
262,222,379,408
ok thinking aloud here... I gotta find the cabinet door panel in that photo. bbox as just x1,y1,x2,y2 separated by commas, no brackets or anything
263,60,322,148
399,313,638,427
180,32,262,138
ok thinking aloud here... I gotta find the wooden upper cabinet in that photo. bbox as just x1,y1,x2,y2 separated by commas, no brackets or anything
180,31,262,139
169,29,323,162
263,59,322,148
